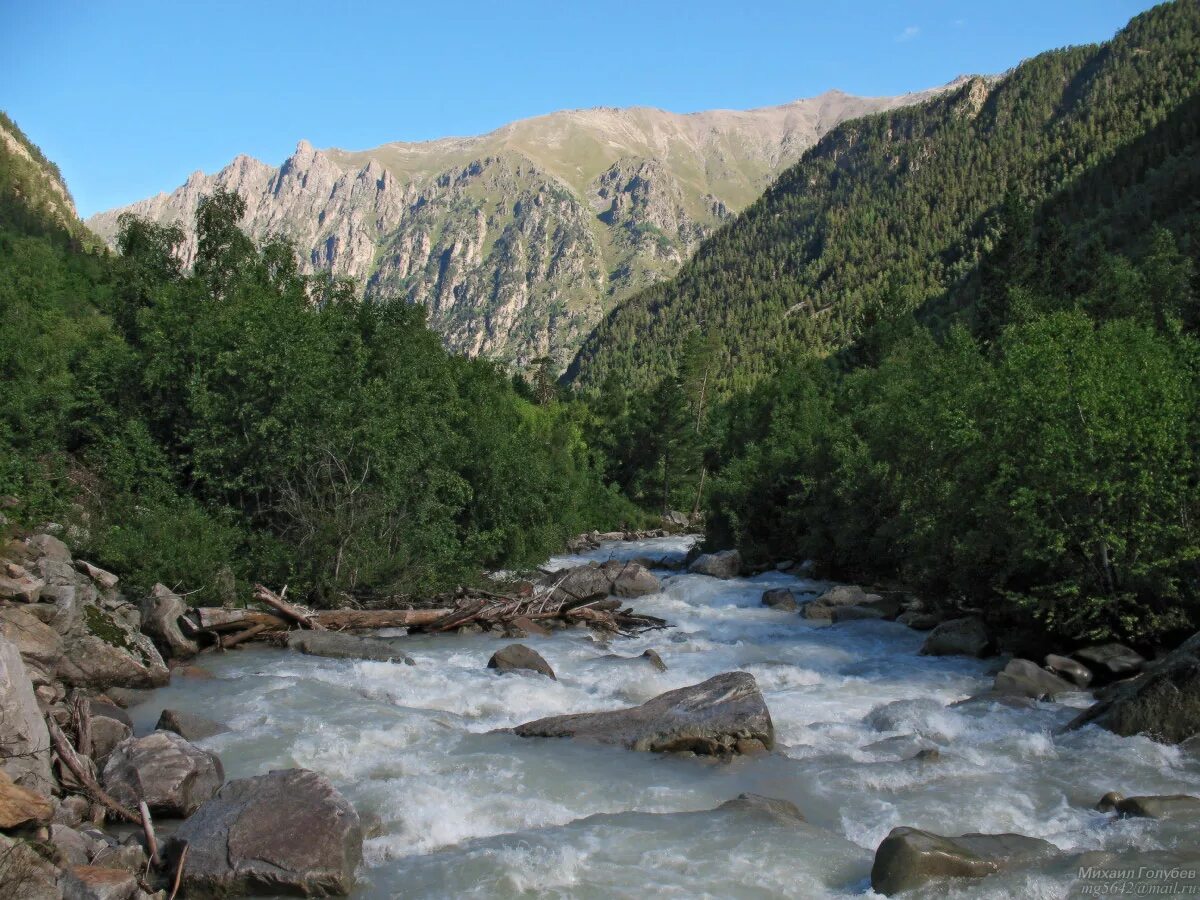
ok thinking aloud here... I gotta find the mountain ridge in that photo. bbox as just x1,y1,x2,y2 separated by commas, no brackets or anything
86,82,960,368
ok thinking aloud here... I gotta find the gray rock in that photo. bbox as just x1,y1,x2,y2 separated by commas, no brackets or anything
1069,631,1200,743
286,630,414,664
156,709,229,741
139,584,198,661
102,731,224,818
51,823,100,866
761,588,798,611
604,560,661,598
687,550,742,579
168,768,362,897
1044,653,1093,688
641,649,668,672
717,792,805,823
0,832,60,900
548,564,612,603
0,635,53,791
0,569,43,603
513,671,773,756
897,609,943,630
61,865,138,900
870,826,1058,895
993,658,1077,700
75,560,119,591
803,585,895,620
58,603,170,691
0,606,63,685
90,842,148,875
488,644,556,680
1073,643,1145,682
920,617,991,657
89,714,132,767
1096,791,1200,819
27,533,71,562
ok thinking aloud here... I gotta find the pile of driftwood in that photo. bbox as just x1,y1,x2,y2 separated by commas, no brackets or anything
188,580,668,650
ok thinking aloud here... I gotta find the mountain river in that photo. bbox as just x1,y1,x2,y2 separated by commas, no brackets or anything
129,537,1200,898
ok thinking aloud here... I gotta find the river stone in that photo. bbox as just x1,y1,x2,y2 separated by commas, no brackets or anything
803,585,886,620
0,832,60,900
1073,643,1145,682
286,630,414,664
920,617,991,657
141,583,199,660
0,769,51,828
1044,653,1093,688
602,560,661,597
718,792,806,823
0,635,53,791
168,768,362,897
89,713,132,767
513,671,773,755
90,842,148,875
549,564,613,602
156,709,229,741
761,588,798,611
1097,792,1200,819
897,609,943,630
488,644,555,680
61,865,137,900
993,658,1077,700
870,826,1058,895
102,731,224,817
687,550,742,579
1069,631,1200,743
641,649,668,672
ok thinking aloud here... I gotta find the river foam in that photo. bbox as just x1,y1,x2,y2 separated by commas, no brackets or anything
130,537,1200,897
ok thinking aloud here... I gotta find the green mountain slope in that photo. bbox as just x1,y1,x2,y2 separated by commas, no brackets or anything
567,0,1200,391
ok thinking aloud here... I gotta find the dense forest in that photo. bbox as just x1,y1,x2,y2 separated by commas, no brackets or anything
0,122,636,606
575,0,1200,647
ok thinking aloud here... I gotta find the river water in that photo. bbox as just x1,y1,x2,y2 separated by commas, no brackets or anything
129,537,1200,898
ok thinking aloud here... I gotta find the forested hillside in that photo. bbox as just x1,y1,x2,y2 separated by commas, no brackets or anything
568,0,1200,392
0,117,634,606
580,0,1200,647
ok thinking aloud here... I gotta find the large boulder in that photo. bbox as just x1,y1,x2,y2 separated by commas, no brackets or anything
0,635,53,791
1096,791,1200,819
803,585,885,620
0,566,43,603
761,588,798,611
488,644,556,680
603,560,661,598
0,607,63,685
993,659,1077,700
687,549,742,579
287,630,413,664
0,769,51,828
168,768,362,897
58,604,169,691
1044,653,1093,688
920,617,991,657
1073,643,1145,683
1069,632,1200,743
870,826,1058,895
88,711,132,767
513,671,773,756
0,832,60,900
74,560,119,591
156,709,229,741
140,583,199,661
548,564,613,603
101,731,223,817
61,865,138,900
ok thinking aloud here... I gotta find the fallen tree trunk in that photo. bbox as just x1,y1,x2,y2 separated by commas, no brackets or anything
254,585,324,630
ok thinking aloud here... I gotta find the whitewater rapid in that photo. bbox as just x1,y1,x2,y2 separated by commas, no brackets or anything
130,537,1200,898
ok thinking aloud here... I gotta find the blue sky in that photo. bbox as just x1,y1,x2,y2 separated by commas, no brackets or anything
2,0,1161,217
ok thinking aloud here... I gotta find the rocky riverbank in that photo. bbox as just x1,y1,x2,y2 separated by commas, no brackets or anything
2,529,1197,898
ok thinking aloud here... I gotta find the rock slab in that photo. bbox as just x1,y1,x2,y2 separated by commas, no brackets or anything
513,671,773,755
169,768,362,897
102,730,224,817
870,826,1058,895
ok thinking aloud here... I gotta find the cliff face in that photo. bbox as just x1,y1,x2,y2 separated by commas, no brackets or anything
87,85,954,369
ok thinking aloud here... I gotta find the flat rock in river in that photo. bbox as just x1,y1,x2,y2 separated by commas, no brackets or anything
287,630,414,664
512,671,773,755
168,768,362,897
870,826,1059,895
919,617,991,657
687,550,742,579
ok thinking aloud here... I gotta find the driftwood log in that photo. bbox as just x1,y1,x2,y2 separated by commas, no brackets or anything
189,584,667,648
